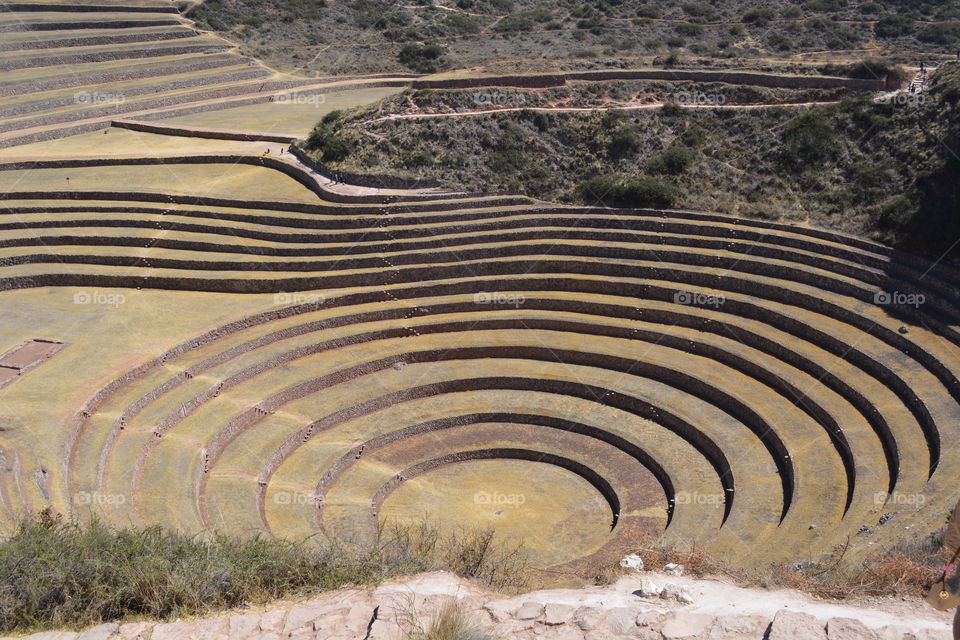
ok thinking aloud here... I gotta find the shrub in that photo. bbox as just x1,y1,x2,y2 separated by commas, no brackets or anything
681,2,717,21
636,5,659,18
444,13,482,34
306,127,352,162
660,102,684,117
804,0,846,11
743,8,775,25
779,109,836,170
397,42,446,72
494,14,534,32
830,57,908,82
647,145,694,175
675,22,704,37
768,34,793,51
608,125,642,157
875,15,914,38
579,174,678,208
680,125,706,147
920,21,960,45
354,0,411,30
0,512,528,634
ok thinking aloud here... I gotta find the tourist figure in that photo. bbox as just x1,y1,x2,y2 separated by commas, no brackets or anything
930,500,960,638
948,501,960,638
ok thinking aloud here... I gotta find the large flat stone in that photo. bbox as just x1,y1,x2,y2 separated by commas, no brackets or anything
769,610,827,640
827,617,878,640
484,600,520,623
228,614,260,638
257,609,286,635
707,614,771,639
543,603,576,626
77,623,119,640
602,607,640,634
150,621,192,640
116,621,152,639
516,602,545,621
660,611,715,639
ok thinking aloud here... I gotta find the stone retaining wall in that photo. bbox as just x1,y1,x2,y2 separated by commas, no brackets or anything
412,69,885,91
111,119,297,143
0,3,181,12
0,42,229,72
0,28,193,52
0,54,247,98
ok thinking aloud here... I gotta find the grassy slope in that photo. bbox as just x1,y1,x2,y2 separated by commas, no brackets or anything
189,0,960,75
303,62,960,260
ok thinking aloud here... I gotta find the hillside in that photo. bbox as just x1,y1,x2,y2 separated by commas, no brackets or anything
188,0,960,75
302,61,960,259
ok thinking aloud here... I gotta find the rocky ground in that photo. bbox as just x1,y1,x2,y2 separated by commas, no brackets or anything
6,569,953,640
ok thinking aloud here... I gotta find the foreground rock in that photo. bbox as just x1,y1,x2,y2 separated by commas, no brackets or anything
2,571,952,640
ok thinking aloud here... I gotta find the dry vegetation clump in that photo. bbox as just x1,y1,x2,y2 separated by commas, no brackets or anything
0,510,528,634
617,529,945,603
764,529,945,601
401,599,502,640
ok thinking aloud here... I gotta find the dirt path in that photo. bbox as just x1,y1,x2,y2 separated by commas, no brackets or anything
367,100,839,123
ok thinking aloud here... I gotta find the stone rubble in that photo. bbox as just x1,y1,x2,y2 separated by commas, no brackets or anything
1,571,953,640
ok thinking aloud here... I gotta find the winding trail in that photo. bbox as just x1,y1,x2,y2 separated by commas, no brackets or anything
366,100,840,123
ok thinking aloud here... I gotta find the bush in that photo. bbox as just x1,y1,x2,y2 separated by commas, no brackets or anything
828,57,908,82
306,120,353,162
804,0,845,11
743,8,775,25
660,102,684,117
444,13,482,34
494,14,534,32
397,42,446,72
0,512,529,634
768,34,793,51
579,174,678,208
875,15,914,38
636,5,659,18
675,22,704,37
354,0,411,30
647,145,694,175
920,21,960,45
681,2,717,21
608,125,641,157
779,109,836,170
